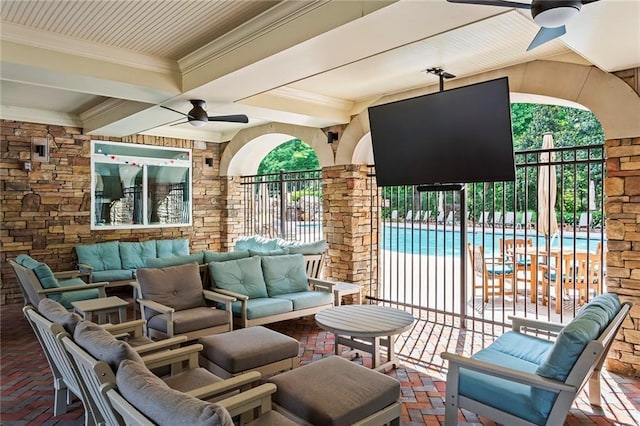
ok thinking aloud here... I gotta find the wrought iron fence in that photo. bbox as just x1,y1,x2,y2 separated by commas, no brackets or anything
241,169,323,242
373,144,605,330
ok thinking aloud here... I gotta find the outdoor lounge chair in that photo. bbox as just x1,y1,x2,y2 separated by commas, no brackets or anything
62,319,263,425
492,212,503,226
9,256,107,309
442,294,631,426
136,262,234,340
422,211,431,222
578,212,592,231
477,211,491,225
504,212,516,227
405,210,413,221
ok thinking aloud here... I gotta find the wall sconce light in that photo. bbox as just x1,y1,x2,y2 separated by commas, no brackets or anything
327,131,339,144
32,137,49,163
205,158,214,167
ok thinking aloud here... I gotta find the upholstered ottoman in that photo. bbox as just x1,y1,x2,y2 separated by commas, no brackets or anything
199,326,299,378
268,355,401,425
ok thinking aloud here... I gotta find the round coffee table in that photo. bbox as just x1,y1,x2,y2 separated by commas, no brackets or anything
315,304,414,371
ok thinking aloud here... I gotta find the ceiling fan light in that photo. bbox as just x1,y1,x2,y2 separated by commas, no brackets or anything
533,5,580,28
188,120,207,127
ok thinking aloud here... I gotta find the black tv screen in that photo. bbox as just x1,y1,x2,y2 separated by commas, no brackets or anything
369,77,515,186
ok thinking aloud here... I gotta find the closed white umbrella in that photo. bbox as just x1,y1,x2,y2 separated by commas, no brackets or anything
589,180,597,211
537,133,558,240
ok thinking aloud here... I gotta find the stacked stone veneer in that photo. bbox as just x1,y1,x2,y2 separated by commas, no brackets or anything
322,165,378,301
0,121,240,305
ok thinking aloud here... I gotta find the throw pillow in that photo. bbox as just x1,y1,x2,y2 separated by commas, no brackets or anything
203,250,250,263
74,320,143,372
136,262,205,311
261,254,309,296
208,256,268,298
117,359,233,426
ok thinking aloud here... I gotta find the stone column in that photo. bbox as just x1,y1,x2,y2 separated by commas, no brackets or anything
322,164,378,302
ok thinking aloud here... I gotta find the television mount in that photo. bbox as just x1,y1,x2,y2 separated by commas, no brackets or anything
425,67,456,92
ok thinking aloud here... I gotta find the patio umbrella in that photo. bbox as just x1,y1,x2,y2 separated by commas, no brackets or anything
589,180,597,211
537,133,558,242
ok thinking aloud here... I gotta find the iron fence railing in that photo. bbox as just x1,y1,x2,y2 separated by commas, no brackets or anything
373,144,605,331
241,169,323,242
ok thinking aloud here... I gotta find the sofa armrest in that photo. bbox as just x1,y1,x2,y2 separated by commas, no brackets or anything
308,277,336,292
53,269,91,281
509,316,564,334
211,288,248,301
441,352,575,393
77,263,94,282
186,371,262,400
203,289,236,304
137,298,174,315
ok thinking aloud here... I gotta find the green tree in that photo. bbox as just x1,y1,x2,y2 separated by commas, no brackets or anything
258,139,319,174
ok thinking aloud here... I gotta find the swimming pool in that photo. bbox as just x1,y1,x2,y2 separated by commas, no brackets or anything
382,225,604,257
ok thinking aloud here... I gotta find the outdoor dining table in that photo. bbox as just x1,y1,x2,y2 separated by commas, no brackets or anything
513,246,589,304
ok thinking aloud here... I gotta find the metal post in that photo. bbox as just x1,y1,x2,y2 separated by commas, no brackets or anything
459,184,467,329
279,169,286,240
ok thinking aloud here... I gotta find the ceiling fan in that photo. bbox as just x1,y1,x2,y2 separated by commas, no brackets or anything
161,100,249,127
446,0,599,51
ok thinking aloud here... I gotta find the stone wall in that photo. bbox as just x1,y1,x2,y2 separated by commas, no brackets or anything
605,68,640,376
0,120,236,305
322,164,378,301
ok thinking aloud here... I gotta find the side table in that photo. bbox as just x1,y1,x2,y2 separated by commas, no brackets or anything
332,282,362,305
72,296,128,324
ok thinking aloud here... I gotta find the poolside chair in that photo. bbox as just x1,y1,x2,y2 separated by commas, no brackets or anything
517,212,534,230
405,210,413,221
468,244,515,303
422,211,431,223
545,251,602,314
477,211,491,225
390,210,399,221
436,211,445,224
504,212,516,227
578,212,592,231
492,212,503,226
445,211,455,225
9,256,107,309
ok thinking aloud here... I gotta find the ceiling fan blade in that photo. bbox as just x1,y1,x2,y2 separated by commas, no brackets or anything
527,25,566,51
581,0,600,4
170,120,189,127
207,114,249,123
160,105,190,117
446,0,531,9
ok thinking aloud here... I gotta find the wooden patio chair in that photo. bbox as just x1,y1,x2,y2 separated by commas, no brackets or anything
468,243,515,303
552,251,602,313
9,256,107,309
500,237,534,289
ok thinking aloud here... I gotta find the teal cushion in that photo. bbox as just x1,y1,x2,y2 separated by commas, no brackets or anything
203,250,250,263
156,239,189,258
278,239,328,255
462,347,546,425
92,270,134,282
273,291,332,310
76,241,122,271
49,278,100,309
249,248,289,257
120,241,157,270
533,296,620,417
581,293,621,322
261,254,309,297
16,254,59,289
231,298,293,320
489,331,553,366
208,256,268,298
486,263,513,276
234,236,279,252
146,252,205,268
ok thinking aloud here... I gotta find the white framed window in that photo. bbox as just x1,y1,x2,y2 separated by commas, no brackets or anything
91,141,192,230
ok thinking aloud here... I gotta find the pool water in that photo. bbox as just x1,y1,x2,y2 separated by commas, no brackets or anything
382,225,603,257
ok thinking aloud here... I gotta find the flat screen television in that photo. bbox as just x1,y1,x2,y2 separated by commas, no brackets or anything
368,76,515,187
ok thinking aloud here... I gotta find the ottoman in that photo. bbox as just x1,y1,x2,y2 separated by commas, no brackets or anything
198,326,299,378
268,356,401,425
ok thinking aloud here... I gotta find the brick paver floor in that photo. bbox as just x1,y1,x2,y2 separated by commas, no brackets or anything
2,298,639,425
